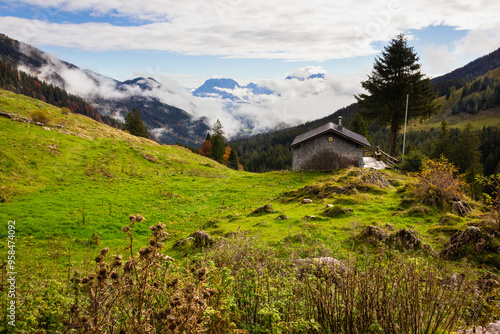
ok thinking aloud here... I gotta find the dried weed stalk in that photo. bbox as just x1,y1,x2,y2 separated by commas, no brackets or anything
65,214,218,333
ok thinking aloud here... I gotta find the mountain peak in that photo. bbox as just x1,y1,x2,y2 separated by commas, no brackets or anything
196,78,240,90
120,77,162,91
285,72,325,81
193,78,273,100
193,78,242,100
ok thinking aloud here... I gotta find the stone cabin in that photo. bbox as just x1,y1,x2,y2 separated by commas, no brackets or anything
291,118,372,172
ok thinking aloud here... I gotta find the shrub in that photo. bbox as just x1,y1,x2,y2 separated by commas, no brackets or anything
29,109,51,125
401,149,425,172
481,174,500,233
60,107,71,115
410,156,466,207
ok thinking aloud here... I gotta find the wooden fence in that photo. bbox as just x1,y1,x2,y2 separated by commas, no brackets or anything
364,147,399,168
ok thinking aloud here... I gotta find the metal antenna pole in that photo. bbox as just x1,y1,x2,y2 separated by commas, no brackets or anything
402,93,409,163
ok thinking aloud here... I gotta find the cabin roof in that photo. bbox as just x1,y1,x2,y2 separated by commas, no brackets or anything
291,122,372,148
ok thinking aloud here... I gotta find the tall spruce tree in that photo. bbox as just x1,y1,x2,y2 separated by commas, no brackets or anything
452,123,483,198
350,112,368,137
125,108,149,138
430,120,452,159
228,147,239,170
355,34,440,157
452,123,483,178
210,119,226,163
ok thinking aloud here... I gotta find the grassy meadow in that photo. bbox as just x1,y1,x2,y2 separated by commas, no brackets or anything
0,89,499,332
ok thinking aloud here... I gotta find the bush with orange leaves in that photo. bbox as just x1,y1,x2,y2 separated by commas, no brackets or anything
410,156,467,207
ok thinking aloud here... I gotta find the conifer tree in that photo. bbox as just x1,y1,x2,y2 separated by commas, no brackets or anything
350,112,368,137
228,148,239,170
210,119,226,163
430,120,452,159
355,34,440,157
452,123,482,175
452,123,483,197
125,108,149,138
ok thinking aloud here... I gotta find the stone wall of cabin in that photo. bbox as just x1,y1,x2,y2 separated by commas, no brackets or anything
291,132,363,172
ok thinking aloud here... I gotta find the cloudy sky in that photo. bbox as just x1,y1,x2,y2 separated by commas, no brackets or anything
1,0,500,135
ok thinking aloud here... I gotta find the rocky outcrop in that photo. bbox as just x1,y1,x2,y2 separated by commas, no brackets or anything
440,226,495,259
389,228,421,250
249,204,274,216
174,230,213,248
453,200,473,217
360,225,387,242
359,170,390,188
358,226,422,251
324,205,353,217
477,272,500,293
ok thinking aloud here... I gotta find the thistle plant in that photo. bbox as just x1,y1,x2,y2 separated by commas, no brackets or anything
65,214,218,333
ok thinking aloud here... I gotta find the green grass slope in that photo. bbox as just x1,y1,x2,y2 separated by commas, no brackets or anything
0,89,497,263
0,89,322,249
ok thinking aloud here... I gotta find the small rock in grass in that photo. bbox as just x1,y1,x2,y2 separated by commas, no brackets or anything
249,204,274,216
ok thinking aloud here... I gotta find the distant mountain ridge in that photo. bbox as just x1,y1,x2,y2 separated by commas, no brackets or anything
285,73,325,80
193,72,325,102
0,57,115,125
0,33,208,145
431,47,500,97
193,78,272,100
118,77,164,91
432,47,500,84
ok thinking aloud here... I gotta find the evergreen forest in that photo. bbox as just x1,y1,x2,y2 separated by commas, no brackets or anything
0,60,119,127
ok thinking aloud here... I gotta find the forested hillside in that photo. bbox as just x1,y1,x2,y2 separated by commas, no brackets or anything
431,47,500,97
450,71,500,115
0,60,119,126
0,34,209,145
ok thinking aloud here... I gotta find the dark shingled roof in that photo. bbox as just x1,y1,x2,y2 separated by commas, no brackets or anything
291,122,372,148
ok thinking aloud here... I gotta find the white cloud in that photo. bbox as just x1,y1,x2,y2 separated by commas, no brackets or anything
285,66,326,80
422,21,500,78
422,44,459,77
2,0,499,61
149,126,171,141
454,26,500,59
